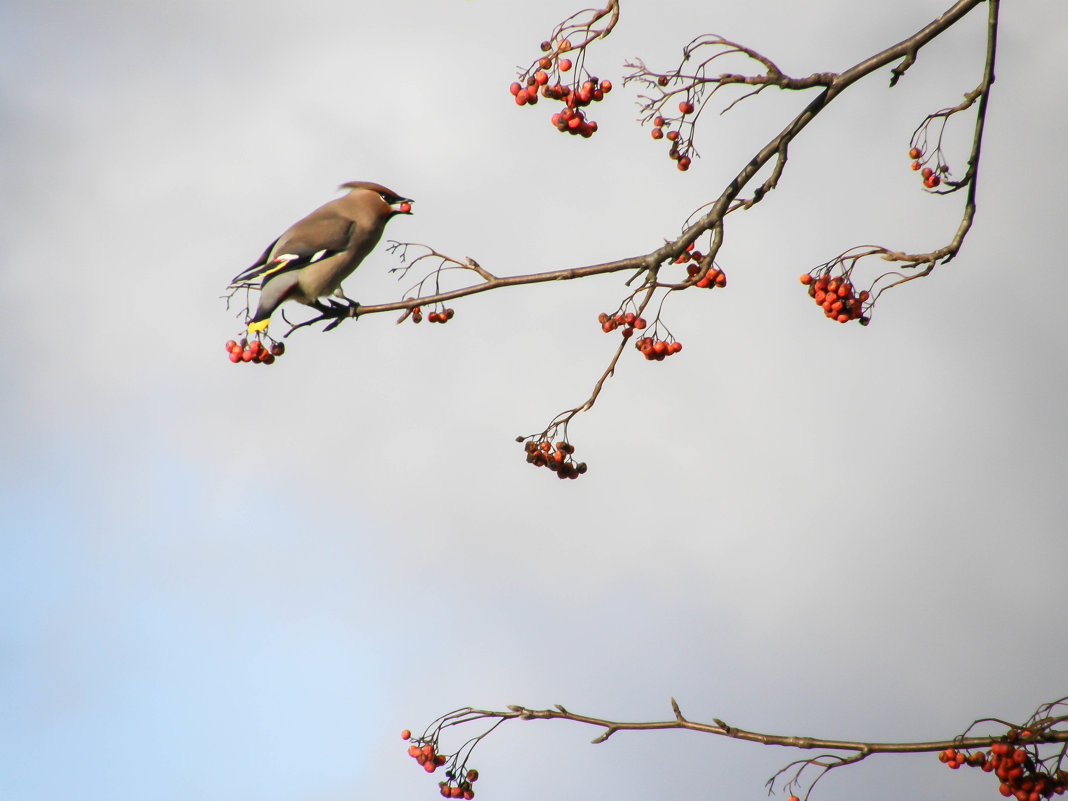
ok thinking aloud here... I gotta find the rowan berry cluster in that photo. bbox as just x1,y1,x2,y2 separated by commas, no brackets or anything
799,272,870,325
597,310,647,338
408,306,455,324
907,146,947,189
224,337,285,365
938,734,1067,801
510,39,612,139
649,99,696,170
521,438,587,479
675,244,727,288
404,736,447,774
636,336,682,361
402,729,480,799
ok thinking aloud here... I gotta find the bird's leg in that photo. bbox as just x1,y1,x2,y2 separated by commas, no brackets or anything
333,288,361,315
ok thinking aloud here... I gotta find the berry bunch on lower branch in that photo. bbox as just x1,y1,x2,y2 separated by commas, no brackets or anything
799,271,870,325
518,435,587,480
223,336,286,365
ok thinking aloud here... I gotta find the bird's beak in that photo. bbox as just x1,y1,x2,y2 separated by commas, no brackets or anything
393,198,414,215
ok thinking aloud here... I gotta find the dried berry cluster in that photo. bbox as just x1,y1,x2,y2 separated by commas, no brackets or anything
224,337,285,365
939,734,1068,801
636,336,682,361
409,306,455,324
597,311,647,338
521,438,587,479
649,100,696,170
799,273,870,325
510,39,613,139
402,730,479,800
908,146,946,188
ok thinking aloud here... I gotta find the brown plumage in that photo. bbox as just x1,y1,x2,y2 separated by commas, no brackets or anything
230,181,412,331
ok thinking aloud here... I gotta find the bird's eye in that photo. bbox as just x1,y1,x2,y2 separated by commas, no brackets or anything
380,193,391,203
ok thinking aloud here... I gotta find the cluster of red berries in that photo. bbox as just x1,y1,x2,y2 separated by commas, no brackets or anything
636,336,682,361
224,337,285,365
799,273,870,324
402,728,479,799
939,733,1067,801
675,244,727,288
521,438,587,479
649,101,695,170
404,734,448,774
598,311,647,338
510,40,612,138
409,306,455,324
908,146,945,188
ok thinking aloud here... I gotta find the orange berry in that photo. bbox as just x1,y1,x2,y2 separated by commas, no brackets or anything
921,167,933,179
534,70,548,85
558,40,571,52
559,58,572,72
408,745,421,757
799,274,812,285
228,350,241,363
600,80,612,92
401,729,411,740
679,100,694,114
677,156,691,171
509,82,521,96
910,160,921,171
651,128,663,140
909,147,922,159
653,116,665,127
225,340,237,352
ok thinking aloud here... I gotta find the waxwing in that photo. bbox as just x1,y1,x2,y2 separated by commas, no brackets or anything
229,181,412,332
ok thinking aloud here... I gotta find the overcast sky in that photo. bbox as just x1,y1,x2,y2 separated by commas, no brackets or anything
2,1,1066,800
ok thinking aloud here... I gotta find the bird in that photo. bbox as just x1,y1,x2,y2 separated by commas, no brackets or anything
229,181,413,332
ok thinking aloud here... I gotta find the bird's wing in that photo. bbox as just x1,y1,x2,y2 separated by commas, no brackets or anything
229,217,357,288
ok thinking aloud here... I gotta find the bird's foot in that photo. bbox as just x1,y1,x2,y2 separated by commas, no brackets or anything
281,298,360,337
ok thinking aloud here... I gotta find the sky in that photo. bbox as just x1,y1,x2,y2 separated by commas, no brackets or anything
1,1,1066,800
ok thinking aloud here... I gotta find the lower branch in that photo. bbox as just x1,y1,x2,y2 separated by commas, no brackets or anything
402,697,1068,801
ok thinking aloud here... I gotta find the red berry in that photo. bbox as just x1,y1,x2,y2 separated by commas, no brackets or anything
401,729,411,740
559,58,572,72
921,167,933,179
679,100,694,114
228,350,241,363
241,349,254,362
677,156,691,171
600,80,612,92
534,70,548,86
225,340,237,352
653,116,665,127
910,160,921,171
909,147,922,159
515,90,529,105
800,274,812,285
651,129,663,140
509,82,521,96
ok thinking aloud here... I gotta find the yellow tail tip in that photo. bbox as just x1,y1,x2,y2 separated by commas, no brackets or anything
247,319,270,334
